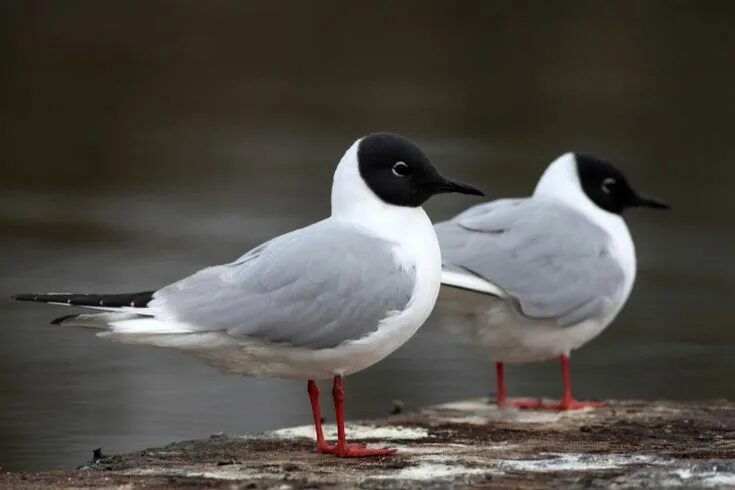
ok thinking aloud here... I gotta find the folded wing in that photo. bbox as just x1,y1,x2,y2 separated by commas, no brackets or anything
435,199,625,326
150,219,416,348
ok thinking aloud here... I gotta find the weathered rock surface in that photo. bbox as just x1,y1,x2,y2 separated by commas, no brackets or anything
3,398,734,489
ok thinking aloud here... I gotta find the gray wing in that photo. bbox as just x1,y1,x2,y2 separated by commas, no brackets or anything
149,219,416,349
435,198,625,326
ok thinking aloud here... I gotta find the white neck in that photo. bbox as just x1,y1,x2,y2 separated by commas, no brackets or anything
534,152,637,307
533,153,624,235
330,138,434,243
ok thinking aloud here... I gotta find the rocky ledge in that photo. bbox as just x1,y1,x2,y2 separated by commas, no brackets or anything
3,398,734,489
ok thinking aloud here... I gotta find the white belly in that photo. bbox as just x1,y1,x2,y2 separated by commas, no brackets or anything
437,286,617,363
178,300,439,380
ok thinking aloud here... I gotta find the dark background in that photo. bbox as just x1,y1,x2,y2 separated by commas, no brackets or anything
1,1,733,471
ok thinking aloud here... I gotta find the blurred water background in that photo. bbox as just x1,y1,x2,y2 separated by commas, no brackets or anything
1,1,734,471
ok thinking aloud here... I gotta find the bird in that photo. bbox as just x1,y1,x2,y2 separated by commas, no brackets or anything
434,152,669,410
13,132,484,457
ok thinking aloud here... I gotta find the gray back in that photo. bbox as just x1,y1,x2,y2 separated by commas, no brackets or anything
436,199,626,326
150,219,416,348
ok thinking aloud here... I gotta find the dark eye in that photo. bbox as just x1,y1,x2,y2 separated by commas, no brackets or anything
392,161,410,177
601,177,616,194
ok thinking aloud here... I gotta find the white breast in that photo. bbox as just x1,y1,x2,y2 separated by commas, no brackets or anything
341,208,442,372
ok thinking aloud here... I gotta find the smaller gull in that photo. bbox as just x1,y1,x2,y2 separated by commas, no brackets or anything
435,152,668,410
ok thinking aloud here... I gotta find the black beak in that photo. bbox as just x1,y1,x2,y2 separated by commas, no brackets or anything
434,177,485,197
632,192,670,210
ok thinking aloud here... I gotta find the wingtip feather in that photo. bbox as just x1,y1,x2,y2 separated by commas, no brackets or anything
51,314,79,325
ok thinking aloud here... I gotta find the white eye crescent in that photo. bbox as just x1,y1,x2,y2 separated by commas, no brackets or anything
601,177,616,194
392,161,409,177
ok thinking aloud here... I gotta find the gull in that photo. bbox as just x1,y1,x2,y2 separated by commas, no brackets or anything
435,152,668,410
14,132,483,457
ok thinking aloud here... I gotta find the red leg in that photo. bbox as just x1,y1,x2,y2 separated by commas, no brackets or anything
307,380,335,454
330,375,396,458
539,355,604,411
495,362,544,410
495,362,506,405
308,378,369,455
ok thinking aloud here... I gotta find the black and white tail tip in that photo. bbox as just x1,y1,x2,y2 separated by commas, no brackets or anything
12,291,155,324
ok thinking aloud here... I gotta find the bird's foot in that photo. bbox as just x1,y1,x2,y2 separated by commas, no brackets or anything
316,441,372,454
501,397,603,411
316,441,341,454
499,398,545,410
319,442,395,458
335,444,396,458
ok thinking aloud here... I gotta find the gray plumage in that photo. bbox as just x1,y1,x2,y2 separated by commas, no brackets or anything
150,218,416,349
435,198,625,326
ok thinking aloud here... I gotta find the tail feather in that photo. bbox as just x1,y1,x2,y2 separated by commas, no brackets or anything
15,290,196,339
51,311,142,328
13,291,155,308
51,313,82,325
